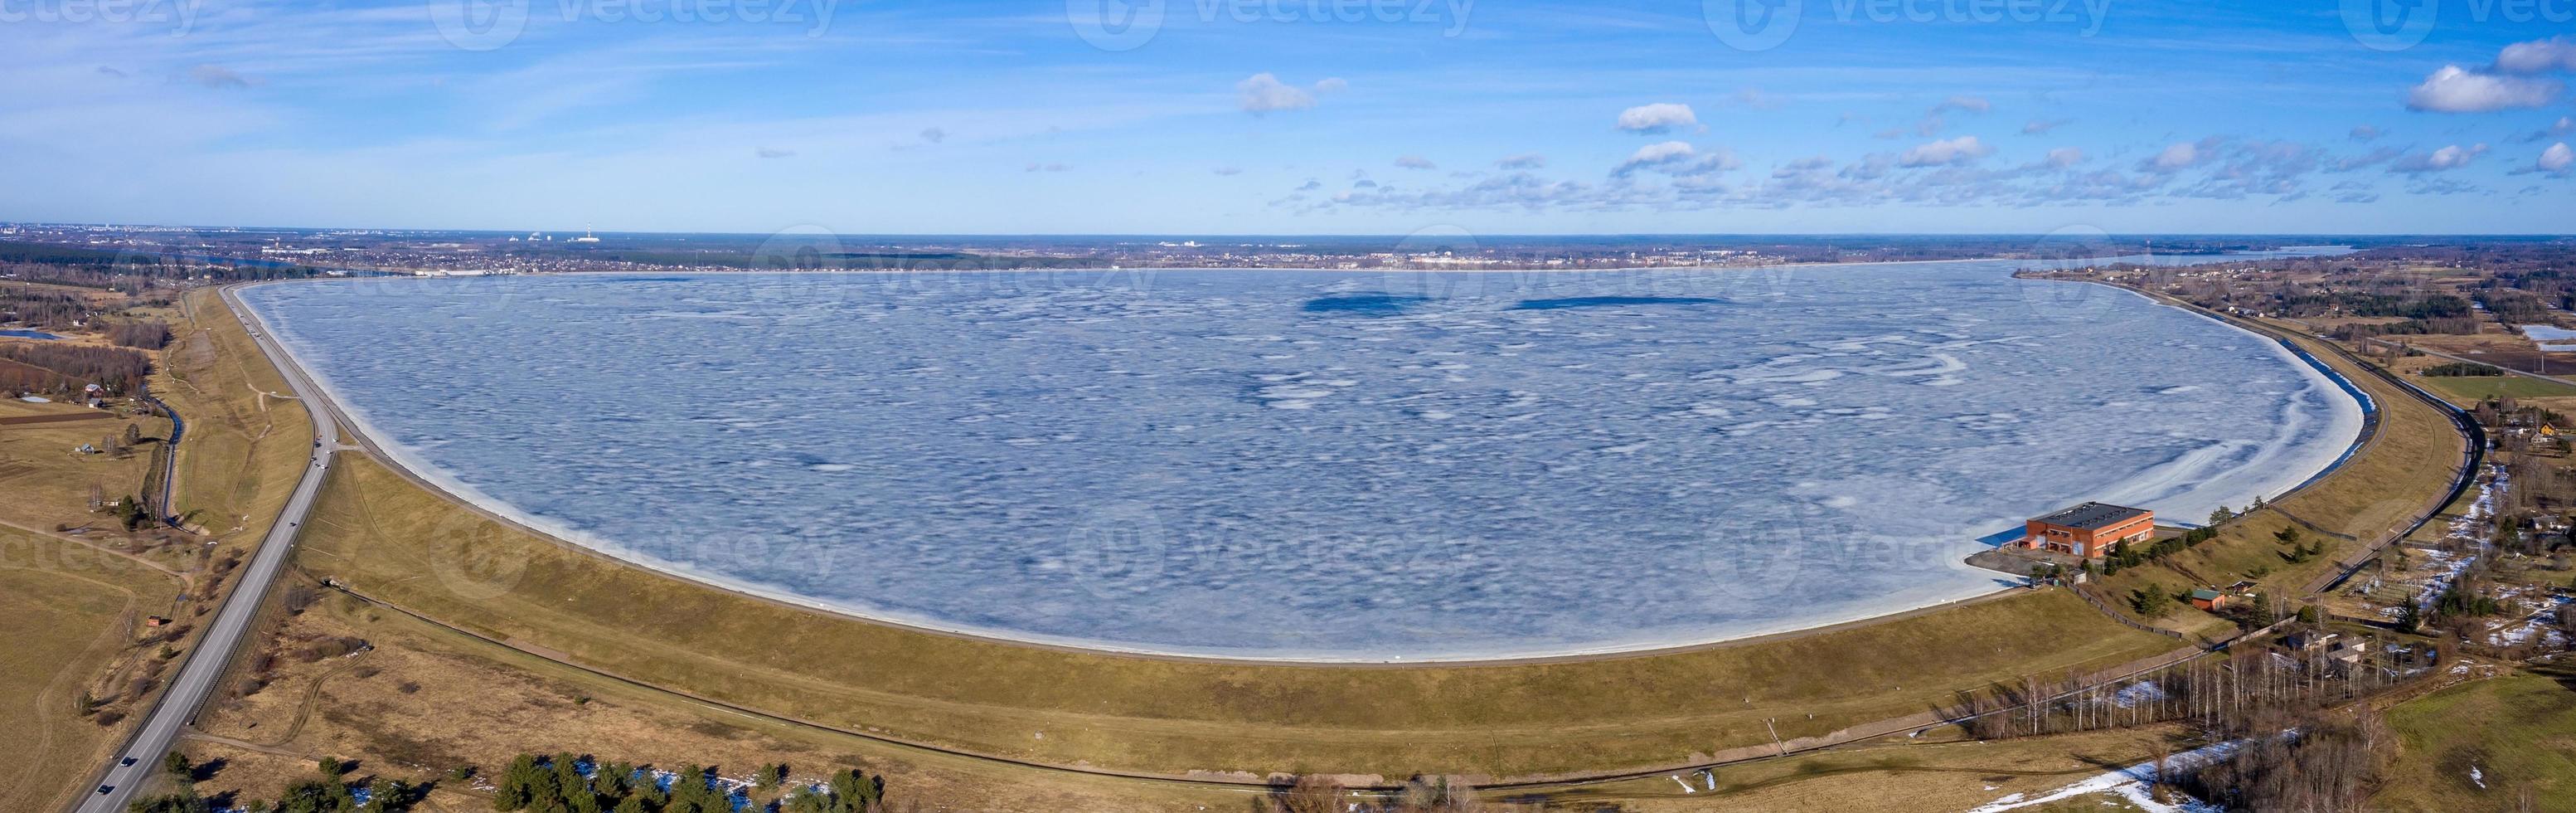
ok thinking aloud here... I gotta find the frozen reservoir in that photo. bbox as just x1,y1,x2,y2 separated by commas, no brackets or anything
240,258,2363,661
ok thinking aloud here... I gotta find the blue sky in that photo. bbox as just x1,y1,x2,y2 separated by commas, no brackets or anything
2,0,2572,234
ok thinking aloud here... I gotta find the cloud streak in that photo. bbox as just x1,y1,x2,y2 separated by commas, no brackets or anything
1614,103,1699,134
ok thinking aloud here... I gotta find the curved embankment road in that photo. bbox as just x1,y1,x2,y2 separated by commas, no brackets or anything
74,286,337,813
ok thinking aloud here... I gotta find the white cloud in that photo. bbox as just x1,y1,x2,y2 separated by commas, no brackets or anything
1618,140,1696,169
1238,73,1341,114
1897,136,1991,168
2496,37,2576,74
2142,140,2207,173
1615,103,1699,134
1395,154,1436,170
2021,119,2069,135
1212,166,1244,176
1494,153,1545,169
1612,141,1738,176
2349,125,2381,141
754,147,793,158
1932,95,1991,114
2390,144,2488,173
2405,65,2563,113
2045,147,2084,168
2540,142,2573,174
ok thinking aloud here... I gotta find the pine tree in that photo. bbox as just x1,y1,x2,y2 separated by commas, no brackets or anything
493,754,543,811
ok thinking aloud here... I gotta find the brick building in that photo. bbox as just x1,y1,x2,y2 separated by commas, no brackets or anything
2017,502,2154,558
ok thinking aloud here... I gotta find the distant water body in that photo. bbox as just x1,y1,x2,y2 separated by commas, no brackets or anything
242,254,2363,661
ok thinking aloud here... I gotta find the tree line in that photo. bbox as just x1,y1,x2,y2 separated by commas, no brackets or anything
2421,361,2504,377
0,341,151,396
491,752,886,813
109,319,173,349
128,755,416,813
0,284,90,327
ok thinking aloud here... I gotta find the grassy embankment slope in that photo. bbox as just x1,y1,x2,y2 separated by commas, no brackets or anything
2374,661,2576,811
298,452,2177,779
154,287,313,551
2083,314,2467,624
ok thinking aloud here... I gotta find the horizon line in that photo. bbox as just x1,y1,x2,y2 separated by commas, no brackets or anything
9,222,2576,240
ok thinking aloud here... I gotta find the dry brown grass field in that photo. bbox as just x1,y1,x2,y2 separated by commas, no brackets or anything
2370,660,2576,811
1547,724,2195,812
183,590,1245,813
0,396,168,533
179,577,2219,812
0,525,185,813
0,338,196,812
0,287,328,811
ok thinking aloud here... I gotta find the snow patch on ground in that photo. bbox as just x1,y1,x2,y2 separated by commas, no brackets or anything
1969,738,2243,813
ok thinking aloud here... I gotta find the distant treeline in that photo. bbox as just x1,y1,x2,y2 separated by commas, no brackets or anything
2329,318,2480,340
2424,362,2506,377
2282,292,2471,320
0,241,136,265
2474,290,2558,324
0,342,151,396
0,241,326,290
526,246,1105,270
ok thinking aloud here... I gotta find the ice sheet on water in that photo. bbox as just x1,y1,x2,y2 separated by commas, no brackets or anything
241,261,2363,660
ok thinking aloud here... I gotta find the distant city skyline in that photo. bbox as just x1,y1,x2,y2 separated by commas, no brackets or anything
3,1,2574,234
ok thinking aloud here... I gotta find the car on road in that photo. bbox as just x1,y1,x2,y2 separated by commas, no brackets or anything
96,785,113,795
119,757,136,767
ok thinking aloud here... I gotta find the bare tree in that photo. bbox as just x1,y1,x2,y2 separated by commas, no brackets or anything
1268,775,1344,813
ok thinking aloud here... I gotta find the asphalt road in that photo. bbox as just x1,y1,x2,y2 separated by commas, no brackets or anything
74,285,335,813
